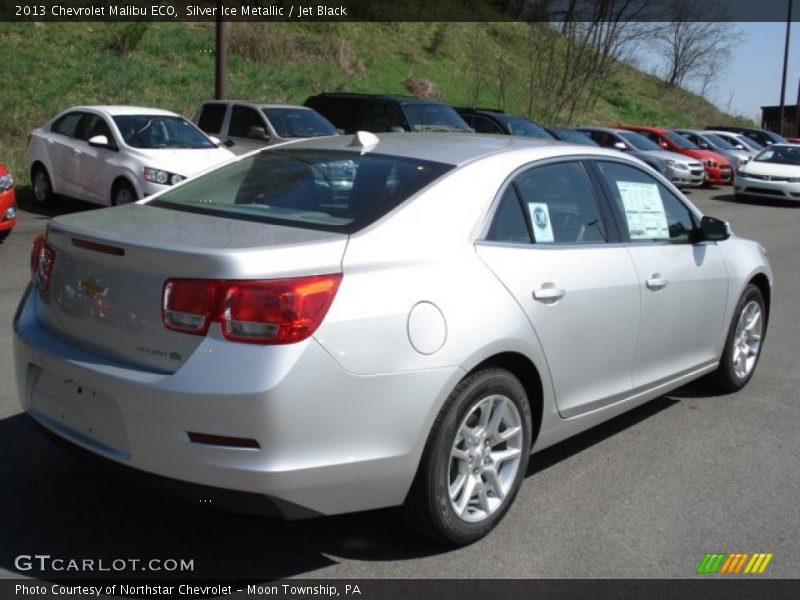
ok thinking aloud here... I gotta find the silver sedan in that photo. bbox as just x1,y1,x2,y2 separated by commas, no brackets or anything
14,133,771,545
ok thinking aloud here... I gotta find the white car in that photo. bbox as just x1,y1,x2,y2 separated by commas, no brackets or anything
734,144,800,202
28,106,234,207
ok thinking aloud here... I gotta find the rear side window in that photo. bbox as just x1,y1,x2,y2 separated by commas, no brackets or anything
149,149,453,234
596,161,697,243
51,112,84,138
504,161,608,244
469,116,504,134
197,104,227,134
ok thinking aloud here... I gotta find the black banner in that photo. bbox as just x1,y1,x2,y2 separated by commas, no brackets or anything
3,579,800,600
2,0,800,22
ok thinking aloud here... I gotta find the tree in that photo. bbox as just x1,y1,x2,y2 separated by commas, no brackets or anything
651,0,737,89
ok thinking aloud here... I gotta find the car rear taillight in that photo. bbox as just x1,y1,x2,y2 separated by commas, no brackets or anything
30,233,55,291
162,279,221,334
162,274,342,344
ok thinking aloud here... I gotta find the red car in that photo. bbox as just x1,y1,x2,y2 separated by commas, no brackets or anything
616,125,733,185
786,136,800,144
0,163,16,241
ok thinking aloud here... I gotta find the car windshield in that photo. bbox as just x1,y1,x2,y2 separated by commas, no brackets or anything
664,131,699,149
403,104,472,132
703,133,736,150
736,136,765,151
114,115,215,149
617,131,661,151
262,108,337,138
549,128,596,145
502,117,554,139
149,149,453,233
752,145,800,166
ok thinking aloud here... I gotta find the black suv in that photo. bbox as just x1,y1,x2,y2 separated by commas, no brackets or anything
705,126,787,148
303,93,471,134
455,108,553,140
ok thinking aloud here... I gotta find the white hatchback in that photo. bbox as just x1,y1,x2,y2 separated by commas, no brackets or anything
28,106,234,207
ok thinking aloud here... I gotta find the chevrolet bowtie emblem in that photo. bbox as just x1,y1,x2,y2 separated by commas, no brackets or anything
78,278,109,297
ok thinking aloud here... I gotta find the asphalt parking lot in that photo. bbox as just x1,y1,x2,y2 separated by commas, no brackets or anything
0,186,797,581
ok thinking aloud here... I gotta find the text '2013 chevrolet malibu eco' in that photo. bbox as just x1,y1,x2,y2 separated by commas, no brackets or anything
14,131,771,545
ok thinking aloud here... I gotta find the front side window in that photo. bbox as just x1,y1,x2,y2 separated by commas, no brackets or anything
77,114,114,142
113,115,215,149
488,161,607,245
363,103,406,133
469,116,504,134
617,131,661,151
596,161,697,243
197,104,227,134
229,106,266,139
149,149,453,234
502,117,553,139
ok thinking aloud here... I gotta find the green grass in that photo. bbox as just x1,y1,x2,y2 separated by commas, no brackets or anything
0,21,751,186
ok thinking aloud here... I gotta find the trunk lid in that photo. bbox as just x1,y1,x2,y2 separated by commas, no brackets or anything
37,204,347,373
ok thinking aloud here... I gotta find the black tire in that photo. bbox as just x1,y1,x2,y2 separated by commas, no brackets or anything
710,284,766,393
401,368,532,546
111,180,137,206
0,230,9,242
31,165,54,206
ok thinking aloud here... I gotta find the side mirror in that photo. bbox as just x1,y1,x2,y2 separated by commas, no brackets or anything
335,128,345,135
246,126,269,141
735,144,745,150
697,215,731,242
208,135,221,145
659,141,668,149
389,126,405,133
88,135,111,149
613,141,627,150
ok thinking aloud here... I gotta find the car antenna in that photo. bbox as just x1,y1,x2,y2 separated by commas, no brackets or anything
349,131,379,154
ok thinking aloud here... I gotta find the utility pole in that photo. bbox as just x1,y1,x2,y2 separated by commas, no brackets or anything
778,0,793,135
796,76,800,137
215,0,227,100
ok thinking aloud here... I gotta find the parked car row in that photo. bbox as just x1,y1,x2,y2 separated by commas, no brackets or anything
23,93,797,214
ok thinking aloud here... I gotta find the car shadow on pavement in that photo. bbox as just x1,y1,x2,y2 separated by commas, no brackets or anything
526,395,680,477
0,413,443,582
15,185,96,219
709,189,800,208
1,388,701,581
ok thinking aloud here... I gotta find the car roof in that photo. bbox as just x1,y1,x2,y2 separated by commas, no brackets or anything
202,101,311,110
66,105,180,117
307,92,448,105
270,131,627,166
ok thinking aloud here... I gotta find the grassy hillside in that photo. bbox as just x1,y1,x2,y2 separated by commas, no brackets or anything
0,21,751,187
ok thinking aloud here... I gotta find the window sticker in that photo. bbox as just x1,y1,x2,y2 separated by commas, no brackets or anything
616,181,669,240
527,202,555,243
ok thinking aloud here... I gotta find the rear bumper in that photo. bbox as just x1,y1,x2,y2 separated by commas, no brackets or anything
14,288,459,517
35,420,320,518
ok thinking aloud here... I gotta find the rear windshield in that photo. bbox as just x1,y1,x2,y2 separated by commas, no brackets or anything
149,149,453,233
262,108,337,138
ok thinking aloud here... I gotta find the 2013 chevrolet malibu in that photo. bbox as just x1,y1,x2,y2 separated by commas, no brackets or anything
14,133,771,545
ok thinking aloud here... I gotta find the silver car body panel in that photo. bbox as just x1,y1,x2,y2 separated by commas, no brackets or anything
14,133,773,515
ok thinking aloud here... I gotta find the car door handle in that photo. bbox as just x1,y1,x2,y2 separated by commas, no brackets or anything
533,285,566,302
646,275,668,290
